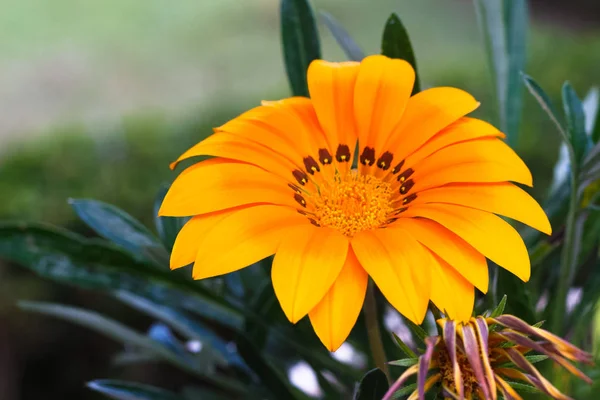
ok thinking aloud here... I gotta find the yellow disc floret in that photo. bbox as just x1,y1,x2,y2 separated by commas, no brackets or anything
313,171,394,237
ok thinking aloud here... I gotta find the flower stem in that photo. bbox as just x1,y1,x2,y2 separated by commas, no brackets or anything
364,282,390,382
552,165,579,335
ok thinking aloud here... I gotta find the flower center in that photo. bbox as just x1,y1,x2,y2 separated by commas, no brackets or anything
437,347,478,398
313,171,394,237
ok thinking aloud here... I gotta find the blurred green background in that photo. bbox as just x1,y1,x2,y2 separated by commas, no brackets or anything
0,0,598,398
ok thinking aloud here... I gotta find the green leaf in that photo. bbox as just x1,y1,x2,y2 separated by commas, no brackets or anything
474,0,528,146
391,332,417,359
522,74,569,143
563,82,590,165
234,334,299,400
490,295,507,317
0,222,242,326
525,354,549,364
69,199,164,260
87,380,184,400
387,358,418,367
390,383,417,399
403,316,428,343
353,368,389,400
381,13,420,95
154,184,190,251
320,11,364,61
280,0,321,97
505,380,542,394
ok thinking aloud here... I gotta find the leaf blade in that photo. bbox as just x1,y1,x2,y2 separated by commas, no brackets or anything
280,0,321,97
353,368,389,400
320,11,364,61
87,380,184,400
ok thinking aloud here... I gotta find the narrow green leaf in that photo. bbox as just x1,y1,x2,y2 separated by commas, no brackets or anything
403,317,427,343
503,0,528,145
154,184,190,251
525,354,549,364
69,199,163,258
563,82,590,165
0,223,242,326
87,380,184,400
490,295,507,317
353,368,389,400
234,334,299,400
387,358,418,367
391,332,417,359
381,13,420,94
320,11,364,61
522,74,569,143
390,383,417,399
280,0,321,96
505,380,542,394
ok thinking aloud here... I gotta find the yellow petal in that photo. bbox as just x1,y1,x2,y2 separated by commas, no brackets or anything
307,60,360,154
354,55,415,159
159,160,297,217
272,225,349,323
384,87,480,162
404,117,505,168
169,131,299,179
413,182,551,235
309,249,367,351
402,203,530,282
428,251,475,322
412,138,532,191
171,207,246,269
192,205,307,279
393,218,489,293
351,229,430,324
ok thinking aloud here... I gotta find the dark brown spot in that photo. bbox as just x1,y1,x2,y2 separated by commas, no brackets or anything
288,183,302,193
376,151,394,170
318,148,333,165
292,169,308,185
309,218,321,227
294,193,307,207
303,156,320,174
386,217,398,224
397,168,414,183
335,144,351,163
392,160,405,174
297,209,308,216
400,179,415,194
395,207,408,215
359,147,376,166
402,193,417,205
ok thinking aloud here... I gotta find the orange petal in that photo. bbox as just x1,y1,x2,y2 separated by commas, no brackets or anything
192,205,307,279
428,251,475,322
307,60,360,154
169,131,299,178
403,117,505,168
402,203,530,282
384,87,480,162
351,229,430,324
393,218,489,293
354,55,415,160
309,249,367,351
272,225,349,323
413,182,551,235
411,138,532,191
159,160,297,217
171,207,246,269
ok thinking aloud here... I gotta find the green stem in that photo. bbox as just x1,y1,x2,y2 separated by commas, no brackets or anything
364,283,390,382
552,166,579,335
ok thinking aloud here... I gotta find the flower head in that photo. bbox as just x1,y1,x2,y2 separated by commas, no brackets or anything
159,55,551,351
384,314,593,400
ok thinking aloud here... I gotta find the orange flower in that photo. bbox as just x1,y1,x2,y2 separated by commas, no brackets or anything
159,55,551,351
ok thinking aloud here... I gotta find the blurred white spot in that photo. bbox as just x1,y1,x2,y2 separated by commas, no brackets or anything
288,361,322,398
583,87,599,135
384,306,413,347
567,287,583,314
536,291,549,313
332,342,366,368
186,340,203,353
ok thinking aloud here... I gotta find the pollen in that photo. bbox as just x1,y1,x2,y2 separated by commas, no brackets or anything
437,346,478,398
312,171,394,237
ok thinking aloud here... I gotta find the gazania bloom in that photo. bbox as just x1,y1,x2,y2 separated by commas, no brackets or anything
159,54,551,351
383,314,593,400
